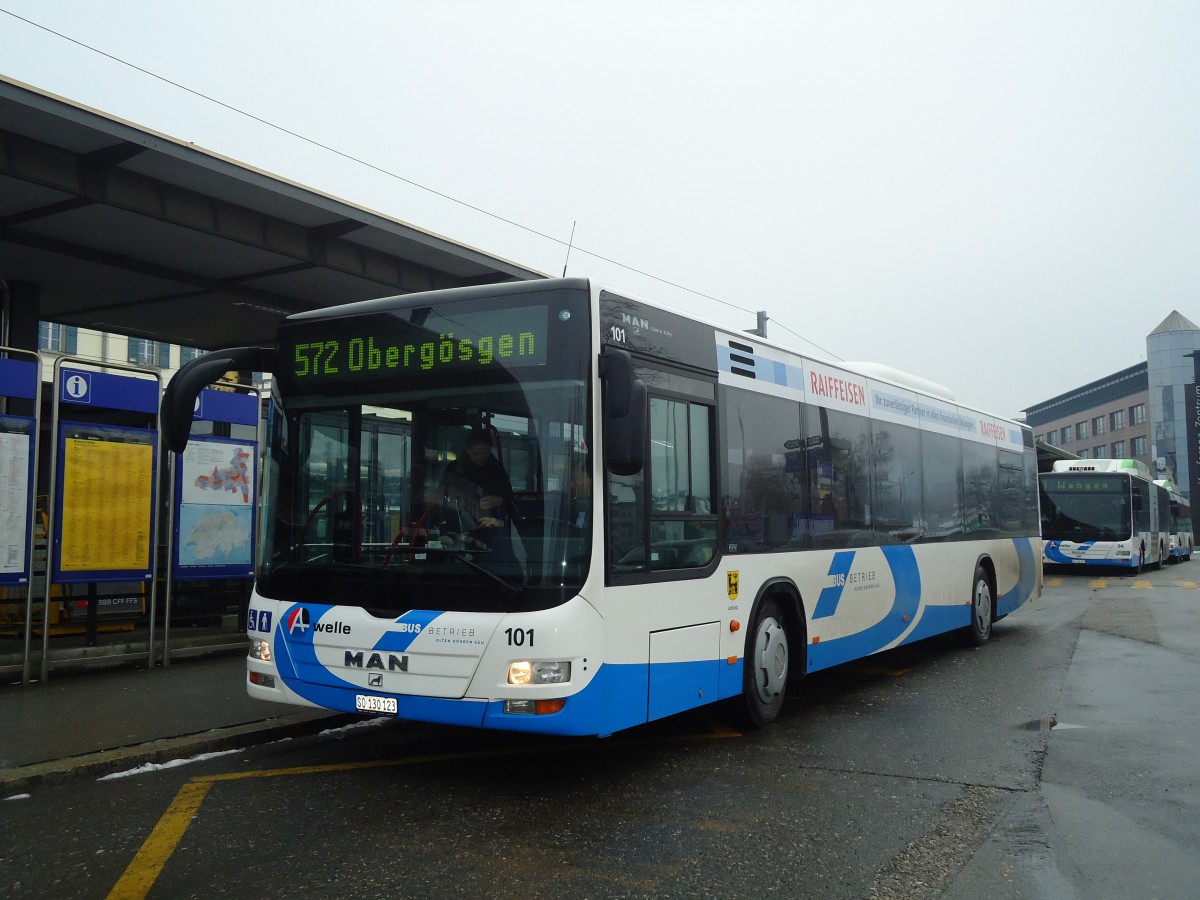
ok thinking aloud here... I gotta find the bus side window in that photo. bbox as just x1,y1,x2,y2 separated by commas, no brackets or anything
646,396,717,570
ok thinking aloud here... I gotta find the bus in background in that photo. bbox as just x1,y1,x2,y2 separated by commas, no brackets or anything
1172,491,1194,562
161,277,1042,736
1040,458,1166,572
1154,480,1193,563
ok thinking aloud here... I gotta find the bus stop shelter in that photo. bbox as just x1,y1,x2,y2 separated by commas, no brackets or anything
0,73,545,352
0,74,545,678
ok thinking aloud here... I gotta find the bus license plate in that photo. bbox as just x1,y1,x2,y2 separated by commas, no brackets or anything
355,694,397,714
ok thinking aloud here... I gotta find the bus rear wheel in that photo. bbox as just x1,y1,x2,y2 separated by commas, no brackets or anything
964,565,993,647
740,596,789,728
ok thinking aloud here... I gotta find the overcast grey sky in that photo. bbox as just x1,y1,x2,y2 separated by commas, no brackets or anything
3,1,1198,418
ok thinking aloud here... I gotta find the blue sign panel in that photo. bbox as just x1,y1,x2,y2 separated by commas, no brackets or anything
60,367,159,414
0,415,36,586
172,388,259,581
1,355,38,587
172,436,259,581
0,356,38,400
194,388,259,426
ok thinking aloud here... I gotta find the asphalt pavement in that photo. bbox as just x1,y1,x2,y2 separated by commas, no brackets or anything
4,563,1199,900
0,650,343,791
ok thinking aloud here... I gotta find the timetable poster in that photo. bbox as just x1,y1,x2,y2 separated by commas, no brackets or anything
0,428,32,579
58,432,155,576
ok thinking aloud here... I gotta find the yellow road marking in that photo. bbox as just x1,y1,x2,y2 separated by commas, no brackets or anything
1044,577,1063,587
106,725,740,898
1089,579,1108,589
1176,581,1199,590
107,781,212,900
1131,580,1153,590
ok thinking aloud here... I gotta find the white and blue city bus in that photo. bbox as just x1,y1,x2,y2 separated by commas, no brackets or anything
1039,458,1166,571
161,278,1042,736
1171,491,1194,562
1154,479,1193,563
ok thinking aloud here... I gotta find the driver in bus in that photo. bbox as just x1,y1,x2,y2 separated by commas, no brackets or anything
439,429,518,556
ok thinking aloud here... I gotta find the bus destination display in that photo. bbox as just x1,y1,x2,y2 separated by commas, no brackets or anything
1042,476,1124,494
283,305,549,383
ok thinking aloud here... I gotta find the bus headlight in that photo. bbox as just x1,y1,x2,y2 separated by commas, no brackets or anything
507,660,571,685
248,638,272,662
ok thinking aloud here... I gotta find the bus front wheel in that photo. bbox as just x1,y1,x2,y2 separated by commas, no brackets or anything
964,565,993,647
740,596,789,728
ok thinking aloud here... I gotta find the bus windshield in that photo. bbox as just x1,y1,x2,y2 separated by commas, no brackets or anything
1039,473,1132,541
257,287,593,613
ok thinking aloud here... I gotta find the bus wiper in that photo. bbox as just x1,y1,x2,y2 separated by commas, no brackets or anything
443,549,525,598
275,559,388,574
441,497,524,596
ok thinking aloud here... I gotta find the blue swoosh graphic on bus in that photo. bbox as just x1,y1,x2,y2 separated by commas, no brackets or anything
273,606,488,718
1044,540,1093,564
275,606,448,692
808,545,921,671
373,610,445,653
997,538,1038,617
813,551,856,619
274,603,359,692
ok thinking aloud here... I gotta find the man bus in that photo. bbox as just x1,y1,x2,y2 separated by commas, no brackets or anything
1040,458,1165,572
161,278,1041,735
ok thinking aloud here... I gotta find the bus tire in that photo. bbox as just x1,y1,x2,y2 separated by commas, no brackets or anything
964,564,993,647
740,595,789,728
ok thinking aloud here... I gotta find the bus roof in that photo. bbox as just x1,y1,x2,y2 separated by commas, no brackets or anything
278,276,1026,434
1052,458,1151,478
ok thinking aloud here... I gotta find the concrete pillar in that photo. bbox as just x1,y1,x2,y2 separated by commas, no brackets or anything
2,279,40,351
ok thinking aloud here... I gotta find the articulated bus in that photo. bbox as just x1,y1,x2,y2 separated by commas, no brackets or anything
1172,493,1194,562
1154,480,1194,563
1039,458,1169,571
161,278,1042,736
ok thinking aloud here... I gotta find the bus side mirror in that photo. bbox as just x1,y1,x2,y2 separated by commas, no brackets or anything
600,349,646,476
1132,493,1142,511
161,346,275,453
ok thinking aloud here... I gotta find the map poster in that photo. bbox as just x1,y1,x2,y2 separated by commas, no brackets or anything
173,437,257,580
0,424,34,583
56,428,156,581
181,440,255,506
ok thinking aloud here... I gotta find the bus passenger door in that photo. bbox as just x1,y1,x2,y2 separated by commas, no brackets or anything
606,365,722,720
606,366,719,579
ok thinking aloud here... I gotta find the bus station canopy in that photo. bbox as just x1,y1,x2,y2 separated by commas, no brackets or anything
0,75,545,351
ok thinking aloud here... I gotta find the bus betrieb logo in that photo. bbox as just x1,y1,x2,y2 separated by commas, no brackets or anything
287,607,310,634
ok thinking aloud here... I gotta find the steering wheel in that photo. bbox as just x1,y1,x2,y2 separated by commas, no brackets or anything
382,504,437,567
297,491,362,562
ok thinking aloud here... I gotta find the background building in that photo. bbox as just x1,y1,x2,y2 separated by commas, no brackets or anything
34,322,265,391
1147,311,1200,499
1023,310,1200,500
1024,364,1150,468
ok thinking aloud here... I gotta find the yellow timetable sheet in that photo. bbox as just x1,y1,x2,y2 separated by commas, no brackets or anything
61,437,153,572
